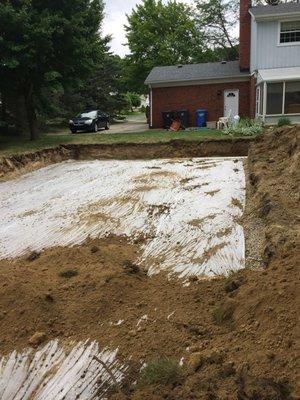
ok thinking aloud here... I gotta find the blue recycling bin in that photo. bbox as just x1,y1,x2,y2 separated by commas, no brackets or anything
196,109,207,128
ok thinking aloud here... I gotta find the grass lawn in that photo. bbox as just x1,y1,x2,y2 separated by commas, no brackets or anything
0,128,251,157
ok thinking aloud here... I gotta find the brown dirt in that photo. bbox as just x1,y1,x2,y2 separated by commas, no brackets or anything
0,138,251,181
0,128,299,399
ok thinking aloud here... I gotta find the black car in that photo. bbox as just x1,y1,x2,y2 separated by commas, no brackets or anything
69,110,110,133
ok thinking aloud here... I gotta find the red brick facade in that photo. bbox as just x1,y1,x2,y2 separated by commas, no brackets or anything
239,0,252,71
151,81,251,128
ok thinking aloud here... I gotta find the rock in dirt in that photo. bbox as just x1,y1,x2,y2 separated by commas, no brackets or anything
188,349,224,372
122,260,140,274
90,245,99,253
26,251,40,261
28,332,47,346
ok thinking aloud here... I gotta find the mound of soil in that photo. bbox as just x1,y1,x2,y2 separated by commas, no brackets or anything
0,127,298,399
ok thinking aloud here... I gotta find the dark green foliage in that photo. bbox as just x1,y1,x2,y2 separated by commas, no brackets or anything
0,0,108,139
277,117,291,127
137,358,183,388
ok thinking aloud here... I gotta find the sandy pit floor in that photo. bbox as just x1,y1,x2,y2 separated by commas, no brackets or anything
0,157,245,279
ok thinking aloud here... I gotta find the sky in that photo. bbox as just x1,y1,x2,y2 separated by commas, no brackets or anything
103,0,194,57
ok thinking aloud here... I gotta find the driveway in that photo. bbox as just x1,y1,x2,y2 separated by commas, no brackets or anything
108,113,148,134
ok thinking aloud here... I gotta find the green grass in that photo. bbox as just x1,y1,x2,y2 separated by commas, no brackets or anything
136,358,183,388
0,128,250,157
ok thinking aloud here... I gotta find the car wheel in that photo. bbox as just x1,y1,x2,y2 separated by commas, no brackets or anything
93,122,98,132
105,121,110,130
70,129,77,134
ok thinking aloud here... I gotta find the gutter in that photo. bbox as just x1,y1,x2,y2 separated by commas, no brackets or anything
249,9,300,21
145,75,250,88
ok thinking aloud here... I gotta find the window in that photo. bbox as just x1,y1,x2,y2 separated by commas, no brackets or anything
285,81,300,114
266,83,283,115
280,21,300,44
265,81,300,115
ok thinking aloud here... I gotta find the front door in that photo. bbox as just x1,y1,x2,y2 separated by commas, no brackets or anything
224,89,239,117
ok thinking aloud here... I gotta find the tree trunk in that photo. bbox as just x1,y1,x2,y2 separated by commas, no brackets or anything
0,91,7,122
25,83,39,140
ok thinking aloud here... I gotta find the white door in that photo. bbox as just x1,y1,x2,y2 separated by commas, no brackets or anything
224,89,239,117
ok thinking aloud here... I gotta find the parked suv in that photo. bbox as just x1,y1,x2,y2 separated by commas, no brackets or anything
69,110,110,133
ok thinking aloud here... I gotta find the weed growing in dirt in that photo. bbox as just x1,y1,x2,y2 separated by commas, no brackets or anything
137,358,183,388
212,301,235,326
59,269,79,278
277,117,291,127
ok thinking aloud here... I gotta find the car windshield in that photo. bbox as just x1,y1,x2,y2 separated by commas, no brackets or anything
77,111,97,119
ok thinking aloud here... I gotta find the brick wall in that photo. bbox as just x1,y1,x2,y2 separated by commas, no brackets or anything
151,81,251,128
239,0,251,71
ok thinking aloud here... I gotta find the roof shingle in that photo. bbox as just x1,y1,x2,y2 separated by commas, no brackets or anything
250,2,300,18
145,60,249,85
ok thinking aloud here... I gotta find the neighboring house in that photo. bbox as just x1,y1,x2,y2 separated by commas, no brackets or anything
145,0,300,128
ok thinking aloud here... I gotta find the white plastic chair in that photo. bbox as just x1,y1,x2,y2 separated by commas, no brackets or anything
217,110,232,130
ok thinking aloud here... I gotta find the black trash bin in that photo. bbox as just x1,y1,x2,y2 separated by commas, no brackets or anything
162,111,173,129
177,109,189,128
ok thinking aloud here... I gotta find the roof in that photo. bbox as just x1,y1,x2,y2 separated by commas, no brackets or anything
145,60,249,86
257,66,300,84
250,2,300,20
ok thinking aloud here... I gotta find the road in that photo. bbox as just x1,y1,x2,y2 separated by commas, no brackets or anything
108,113,148,134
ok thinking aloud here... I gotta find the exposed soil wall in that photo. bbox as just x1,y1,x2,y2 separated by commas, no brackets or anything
0,138,252,180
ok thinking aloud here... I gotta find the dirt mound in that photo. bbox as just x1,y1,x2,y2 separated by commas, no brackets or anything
0,138,251,180
0,127,298,399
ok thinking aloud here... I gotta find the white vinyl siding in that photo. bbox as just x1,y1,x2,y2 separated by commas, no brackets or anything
250,19,300,72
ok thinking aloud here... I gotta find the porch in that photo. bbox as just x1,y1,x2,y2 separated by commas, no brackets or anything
255,67,300,124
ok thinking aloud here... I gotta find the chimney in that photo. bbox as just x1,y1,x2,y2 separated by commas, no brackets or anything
239,0,251,71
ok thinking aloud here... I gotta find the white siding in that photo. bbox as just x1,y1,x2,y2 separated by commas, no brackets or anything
250,19,300,72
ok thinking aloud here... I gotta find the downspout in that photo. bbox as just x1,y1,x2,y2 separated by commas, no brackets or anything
263,81,267,123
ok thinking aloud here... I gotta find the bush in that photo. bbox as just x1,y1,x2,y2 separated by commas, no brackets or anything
137,358,183,388
277,117,291,127
224,118,263,136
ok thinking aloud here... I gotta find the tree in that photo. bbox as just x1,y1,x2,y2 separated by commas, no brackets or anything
61,53,124,117
126,92,141,111
0,0,108,140
195,0,239,60
124,0,205,93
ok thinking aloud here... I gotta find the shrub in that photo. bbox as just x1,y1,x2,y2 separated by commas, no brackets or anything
59,268,79,278
224,118,263,137
137,358,183,388
277,117,291,127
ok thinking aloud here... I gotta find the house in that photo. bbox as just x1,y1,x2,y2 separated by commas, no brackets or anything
145,0,300,128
